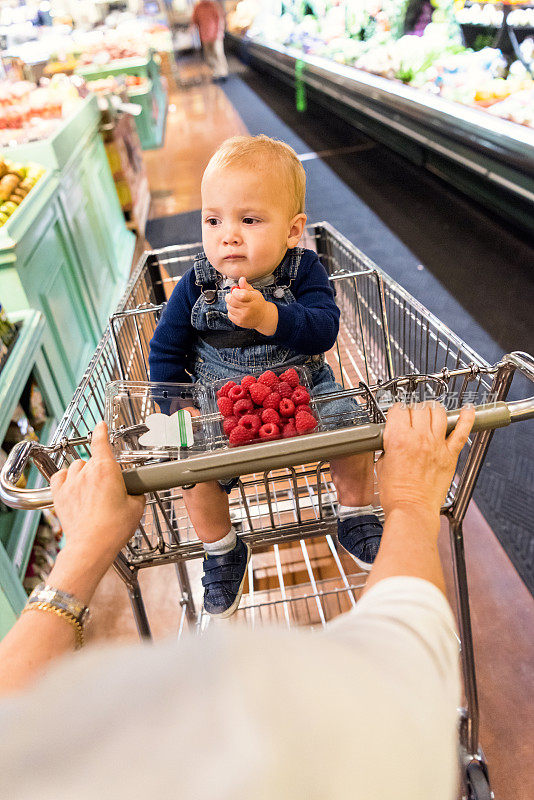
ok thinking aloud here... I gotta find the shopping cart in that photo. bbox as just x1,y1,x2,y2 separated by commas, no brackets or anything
2,223,533,800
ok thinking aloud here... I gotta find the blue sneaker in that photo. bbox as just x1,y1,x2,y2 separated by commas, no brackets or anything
202,538,251,618
337,514,383,571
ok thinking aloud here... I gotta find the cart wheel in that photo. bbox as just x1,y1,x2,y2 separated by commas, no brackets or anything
466,760,493,800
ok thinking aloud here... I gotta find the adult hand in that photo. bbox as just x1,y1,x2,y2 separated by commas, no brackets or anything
225,277,278,335
0,424,146,693
50,422,146,564
377,402,475,519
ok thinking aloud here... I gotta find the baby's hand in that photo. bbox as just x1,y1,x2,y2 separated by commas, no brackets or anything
225,277,278,336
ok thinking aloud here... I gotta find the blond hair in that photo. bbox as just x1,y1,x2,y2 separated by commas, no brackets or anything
205,134,306,216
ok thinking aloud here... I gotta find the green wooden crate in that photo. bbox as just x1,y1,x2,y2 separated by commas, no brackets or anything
76,56,168,150
0,172,98,407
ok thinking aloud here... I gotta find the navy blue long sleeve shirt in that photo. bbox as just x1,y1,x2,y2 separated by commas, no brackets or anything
149,248,340,384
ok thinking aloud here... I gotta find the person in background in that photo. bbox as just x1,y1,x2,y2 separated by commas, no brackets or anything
192,0,229,82
404,0,434,35
0,402,475,799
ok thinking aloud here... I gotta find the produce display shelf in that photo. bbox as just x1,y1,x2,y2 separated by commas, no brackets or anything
1,95,135,375
229,35,534,230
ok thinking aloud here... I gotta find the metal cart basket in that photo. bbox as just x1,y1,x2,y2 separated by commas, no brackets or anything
2,222,534,800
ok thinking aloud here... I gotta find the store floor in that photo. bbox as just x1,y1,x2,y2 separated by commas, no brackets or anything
89,58,534,800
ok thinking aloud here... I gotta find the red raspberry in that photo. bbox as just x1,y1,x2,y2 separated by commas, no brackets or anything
229,425,254,446
240,413,261,434
295,412,317,434
240,375,257,390
234,397,254,417
223,416,239,436
217,396,234,417
280,368,299,388
263,391,281,410
295,405,312,417
279,398,295,418
217,380,237,398
292,386,310,406
228,385,248,402
277,381,293,398
249,382,270,406
257,370,279,389
261,408,280,425
282,421,297,439
258,422,280,441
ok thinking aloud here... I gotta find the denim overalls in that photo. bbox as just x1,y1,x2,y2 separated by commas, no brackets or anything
189,247,336,390
188,249,349,493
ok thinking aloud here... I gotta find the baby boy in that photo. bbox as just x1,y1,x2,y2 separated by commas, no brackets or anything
149,135,382,617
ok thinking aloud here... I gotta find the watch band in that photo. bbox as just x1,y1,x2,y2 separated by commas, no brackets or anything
27,583,90,626
22,603,85,650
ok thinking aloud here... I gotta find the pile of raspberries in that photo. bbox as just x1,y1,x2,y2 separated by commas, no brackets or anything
216,368,318,446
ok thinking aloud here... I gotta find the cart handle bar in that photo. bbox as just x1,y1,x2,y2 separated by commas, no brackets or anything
2,397,533,511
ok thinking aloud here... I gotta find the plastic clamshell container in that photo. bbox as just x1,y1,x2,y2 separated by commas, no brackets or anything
105,380,212,464
206,365,322,448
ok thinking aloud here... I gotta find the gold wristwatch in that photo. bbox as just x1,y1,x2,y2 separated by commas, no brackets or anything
27,583,90,626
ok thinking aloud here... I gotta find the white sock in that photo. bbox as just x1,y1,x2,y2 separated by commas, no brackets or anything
203,526,237,556
337,504,373,520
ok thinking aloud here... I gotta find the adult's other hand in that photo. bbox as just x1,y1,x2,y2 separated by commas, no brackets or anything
377,402,475,519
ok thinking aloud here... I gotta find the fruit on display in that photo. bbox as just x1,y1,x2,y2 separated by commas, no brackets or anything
45,22,172,73
216,368,318,446
0,75,84,144
488,85,534,125
508,7,534,26
0,81,63,129
456,4,504,26
86,75,149,96
239,0,534,128
0,159,45,227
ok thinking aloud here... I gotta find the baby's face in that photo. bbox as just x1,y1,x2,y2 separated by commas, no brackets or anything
201,165,302,281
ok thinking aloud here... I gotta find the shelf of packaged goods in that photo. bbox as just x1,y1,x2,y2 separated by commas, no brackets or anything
228,35,534,231
2,416,57,580
0,309,57,620
0,310,45,445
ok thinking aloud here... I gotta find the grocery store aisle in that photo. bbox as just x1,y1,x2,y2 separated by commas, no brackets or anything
90,60,533,800
143,70,246,220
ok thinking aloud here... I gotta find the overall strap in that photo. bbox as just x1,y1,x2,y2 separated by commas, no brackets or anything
273,247,303,286
193,252,220,287
193,252,221,303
